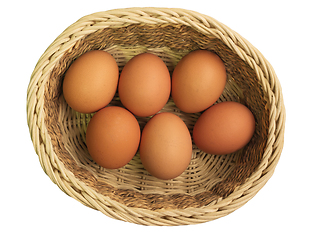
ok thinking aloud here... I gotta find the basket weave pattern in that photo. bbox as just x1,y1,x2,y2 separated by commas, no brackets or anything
27,8,285,226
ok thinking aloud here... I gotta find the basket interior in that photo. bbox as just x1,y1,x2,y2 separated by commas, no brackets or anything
45,24,269,210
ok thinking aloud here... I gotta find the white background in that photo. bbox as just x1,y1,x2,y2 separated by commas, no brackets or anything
1,0,311,239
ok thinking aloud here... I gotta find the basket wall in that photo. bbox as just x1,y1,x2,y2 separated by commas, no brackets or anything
27,7,285,226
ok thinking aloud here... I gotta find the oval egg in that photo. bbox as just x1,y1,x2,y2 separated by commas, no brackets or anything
86,106,141,169
172,50,227,113
63,50,119,114
118,53,171,117
139,112,192,180
193,101,256,155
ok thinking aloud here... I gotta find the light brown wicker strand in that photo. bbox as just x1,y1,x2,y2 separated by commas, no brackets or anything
27,7,285,226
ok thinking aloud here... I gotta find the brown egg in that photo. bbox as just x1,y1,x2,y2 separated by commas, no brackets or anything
172,50,227,113
63,50,119,114
118,53,171,117
86,106,140,169
193,101,256,155
139,112,192,180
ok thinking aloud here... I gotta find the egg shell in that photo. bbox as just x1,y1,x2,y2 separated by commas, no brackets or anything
193,101,256,155
139,112,192,180
62,50,119,114
86,106,141,169
172,50,227,113
118,53,171,117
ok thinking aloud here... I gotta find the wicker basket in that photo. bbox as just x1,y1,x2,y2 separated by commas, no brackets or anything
27,7,285,226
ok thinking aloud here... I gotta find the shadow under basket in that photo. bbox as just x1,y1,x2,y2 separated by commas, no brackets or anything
27,7,286,226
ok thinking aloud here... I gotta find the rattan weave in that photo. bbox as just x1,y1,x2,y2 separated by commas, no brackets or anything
27,7,285,226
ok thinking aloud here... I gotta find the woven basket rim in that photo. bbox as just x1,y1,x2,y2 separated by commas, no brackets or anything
27,7,285,226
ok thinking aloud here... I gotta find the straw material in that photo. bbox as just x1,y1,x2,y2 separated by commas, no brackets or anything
27,7,285,226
